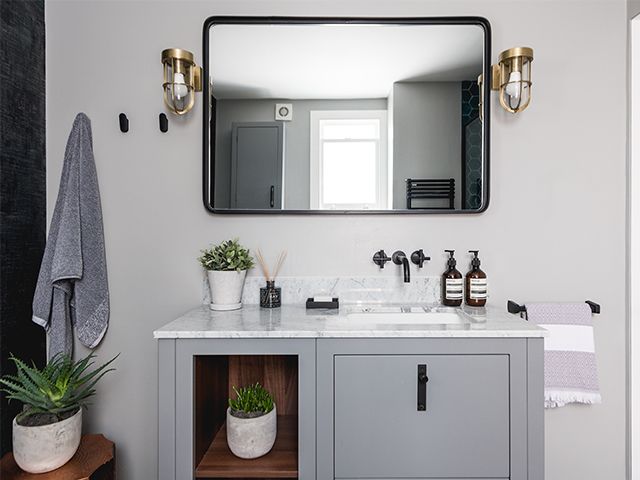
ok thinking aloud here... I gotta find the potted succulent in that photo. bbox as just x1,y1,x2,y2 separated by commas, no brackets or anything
198,238,254,311
226,383,276,459
0,353,116,474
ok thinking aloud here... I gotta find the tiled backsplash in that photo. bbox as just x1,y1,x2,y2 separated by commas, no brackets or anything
203,275,441,305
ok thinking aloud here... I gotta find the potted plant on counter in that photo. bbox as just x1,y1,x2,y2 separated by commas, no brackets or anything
226,383,277,459
0,353,117,474
199,238,254,311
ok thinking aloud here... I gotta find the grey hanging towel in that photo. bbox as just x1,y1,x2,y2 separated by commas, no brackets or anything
32,113,109,358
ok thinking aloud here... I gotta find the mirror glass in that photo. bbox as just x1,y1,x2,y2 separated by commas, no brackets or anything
204,19,489,213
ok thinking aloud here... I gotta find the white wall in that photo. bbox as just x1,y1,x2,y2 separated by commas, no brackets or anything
45,1,628,479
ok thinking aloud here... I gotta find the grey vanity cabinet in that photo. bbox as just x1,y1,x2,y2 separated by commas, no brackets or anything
157,335,543,480
317,338,544,480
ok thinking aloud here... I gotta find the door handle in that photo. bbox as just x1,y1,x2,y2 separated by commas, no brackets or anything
417,364,428,411
270,185,275,208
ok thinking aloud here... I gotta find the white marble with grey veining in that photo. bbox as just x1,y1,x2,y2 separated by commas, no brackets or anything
202,275,442,305
154,304,547,339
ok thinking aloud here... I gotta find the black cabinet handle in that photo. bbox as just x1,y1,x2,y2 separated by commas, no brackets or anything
270,186,275,208
417,364,428,411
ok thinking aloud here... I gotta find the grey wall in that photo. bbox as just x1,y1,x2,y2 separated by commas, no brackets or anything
392,81,462,209
215,98,387,209
46,1,628,479
0,0,47,456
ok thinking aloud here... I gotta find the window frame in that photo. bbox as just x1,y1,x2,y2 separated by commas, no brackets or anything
309,110,389,210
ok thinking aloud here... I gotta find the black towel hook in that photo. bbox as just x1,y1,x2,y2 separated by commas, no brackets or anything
119,113,129,133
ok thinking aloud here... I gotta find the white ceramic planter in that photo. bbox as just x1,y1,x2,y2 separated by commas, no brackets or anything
12,409,82,474
208,270,247,310
226,406,277,459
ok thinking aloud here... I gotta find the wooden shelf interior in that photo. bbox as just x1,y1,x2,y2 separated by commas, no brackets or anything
195,415,297,478
194,355,298,478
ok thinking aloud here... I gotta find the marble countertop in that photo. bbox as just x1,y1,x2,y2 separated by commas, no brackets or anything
153,304,547,339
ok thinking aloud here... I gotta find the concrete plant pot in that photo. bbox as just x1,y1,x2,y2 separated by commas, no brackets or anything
208,270,247,311
12,408,82,473
226,406,277,459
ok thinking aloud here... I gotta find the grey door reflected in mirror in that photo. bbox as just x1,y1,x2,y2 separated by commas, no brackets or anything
203,17,491,214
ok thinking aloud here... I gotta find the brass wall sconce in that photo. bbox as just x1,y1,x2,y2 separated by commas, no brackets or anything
161,48,202,115
492,47,533,113
478,46,534,117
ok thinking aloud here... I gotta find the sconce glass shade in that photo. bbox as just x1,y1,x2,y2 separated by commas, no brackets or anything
161,48,202,115
496,47,533,113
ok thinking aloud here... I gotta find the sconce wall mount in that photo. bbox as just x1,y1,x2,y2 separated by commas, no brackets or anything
161,48,202,115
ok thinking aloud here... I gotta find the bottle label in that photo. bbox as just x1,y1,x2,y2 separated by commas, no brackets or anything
469,278,487,300
445,278,463,300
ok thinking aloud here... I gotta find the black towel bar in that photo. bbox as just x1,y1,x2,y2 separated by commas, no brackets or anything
507,300,600,315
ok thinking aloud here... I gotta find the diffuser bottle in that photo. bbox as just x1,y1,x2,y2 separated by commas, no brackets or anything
441,250,463,307
465,250,487,307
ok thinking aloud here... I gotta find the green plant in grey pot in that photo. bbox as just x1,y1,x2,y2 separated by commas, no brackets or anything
198,238,254,311
0,353,117,473
226,383,276,459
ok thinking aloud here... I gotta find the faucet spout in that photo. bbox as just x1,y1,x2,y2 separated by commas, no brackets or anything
392,251,411,283
401,257,410,283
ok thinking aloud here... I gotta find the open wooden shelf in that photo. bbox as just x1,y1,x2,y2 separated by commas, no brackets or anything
195,415,298,478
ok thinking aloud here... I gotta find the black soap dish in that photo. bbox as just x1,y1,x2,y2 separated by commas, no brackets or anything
306,297,339,310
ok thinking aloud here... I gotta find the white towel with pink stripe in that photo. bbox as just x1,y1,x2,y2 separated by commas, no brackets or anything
525,302,601,409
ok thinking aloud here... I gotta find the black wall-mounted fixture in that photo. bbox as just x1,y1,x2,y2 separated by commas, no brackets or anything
373,250,391,268
392,251,411,283
411,249,430,268
119,113,129,133
507,300,600,315
159,113,168,133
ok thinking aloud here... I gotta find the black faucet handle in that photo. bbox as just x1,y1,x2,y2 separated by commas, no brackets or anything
373,250,391,269
411,249,430,268
392,250,407,265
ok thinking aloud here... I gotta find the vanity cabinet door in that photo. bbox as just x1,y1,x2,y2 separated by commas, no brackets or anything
334,354,509,479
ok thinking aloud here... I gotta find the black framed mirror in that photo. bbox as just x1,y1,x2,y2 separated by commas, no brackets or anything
203,16,491,214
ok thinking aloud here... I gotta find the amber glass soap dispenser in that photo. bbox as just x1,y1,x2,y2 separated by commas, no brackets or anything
465,250,487,307
441,250,463,307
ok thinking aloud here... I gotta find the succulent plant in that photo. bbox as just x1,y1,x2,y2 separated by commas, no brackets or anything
198,238,255,272
228,383,274,418
0,352,117,424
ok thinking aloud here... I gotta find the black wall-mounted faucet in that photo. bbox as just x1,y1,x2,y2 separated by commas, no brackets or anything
392,251,411,283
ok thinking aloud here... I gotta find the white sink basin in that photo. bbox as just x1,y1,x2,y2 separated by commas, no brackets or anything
346,309,469,325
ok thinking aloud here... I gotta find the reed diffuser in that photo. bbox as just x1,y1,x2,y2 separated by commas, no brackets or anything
256,250,286,308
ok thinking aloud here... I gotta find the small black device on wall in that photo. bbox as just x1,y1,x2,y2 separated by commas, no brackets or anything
119,113,129,133
159,113,168,133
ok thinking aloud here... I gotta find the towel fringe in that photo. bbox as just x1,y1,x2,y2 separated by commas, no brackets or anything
545,389,602,409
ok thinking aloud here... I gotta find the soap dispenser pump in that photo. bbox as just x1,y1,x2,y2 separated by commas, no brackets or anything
465,250,487,307
441,250,463,307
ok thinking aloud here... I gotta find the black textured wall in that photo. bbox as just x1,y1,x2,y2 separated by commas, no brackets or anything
0,0,46,455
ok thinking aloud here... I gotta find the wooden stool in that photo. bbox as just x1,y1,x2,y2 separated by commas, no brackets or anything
0,434,114,480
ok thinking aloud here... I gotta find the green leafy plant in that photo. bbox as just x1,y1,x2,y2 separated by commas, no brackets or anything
228,383,274,418
0,352,117,425
198,238,255,272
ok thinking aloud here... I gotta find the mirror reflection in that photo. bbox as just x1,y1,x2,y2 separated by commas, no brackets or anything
207,22,487,212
